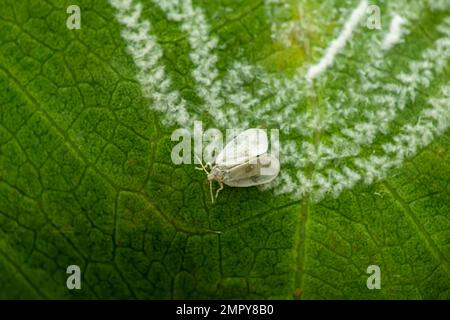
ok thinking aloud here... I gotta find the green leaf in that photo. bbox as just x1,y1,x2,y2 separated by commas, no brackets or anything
0,0,449,299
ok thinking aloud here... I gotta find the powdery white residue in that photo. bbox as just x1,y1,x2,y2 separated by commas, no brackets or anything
306,0,368,81
109,0,192,126
382,15,407,50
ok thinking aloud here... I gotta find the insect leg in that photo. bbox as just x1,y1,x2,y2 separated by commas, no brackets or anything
195,166,206,172
194,154,210,175
209,181,214,204
215,181,224,200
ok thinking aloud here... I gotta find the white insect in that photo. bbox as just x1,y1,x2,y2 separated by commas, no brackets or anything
196,129,280,203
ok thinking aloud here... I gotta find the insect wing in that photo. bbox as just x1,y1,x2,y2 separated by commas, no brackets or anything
215,129,268,167
223,153,280,187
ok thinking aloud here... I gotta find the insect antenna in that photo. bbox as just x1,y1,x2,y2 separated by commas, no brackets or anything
194,153,209,174
194,153,215,203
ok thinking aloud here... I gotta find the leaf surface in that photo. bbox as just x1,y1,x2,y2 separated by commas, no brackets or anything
0,0,449,299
